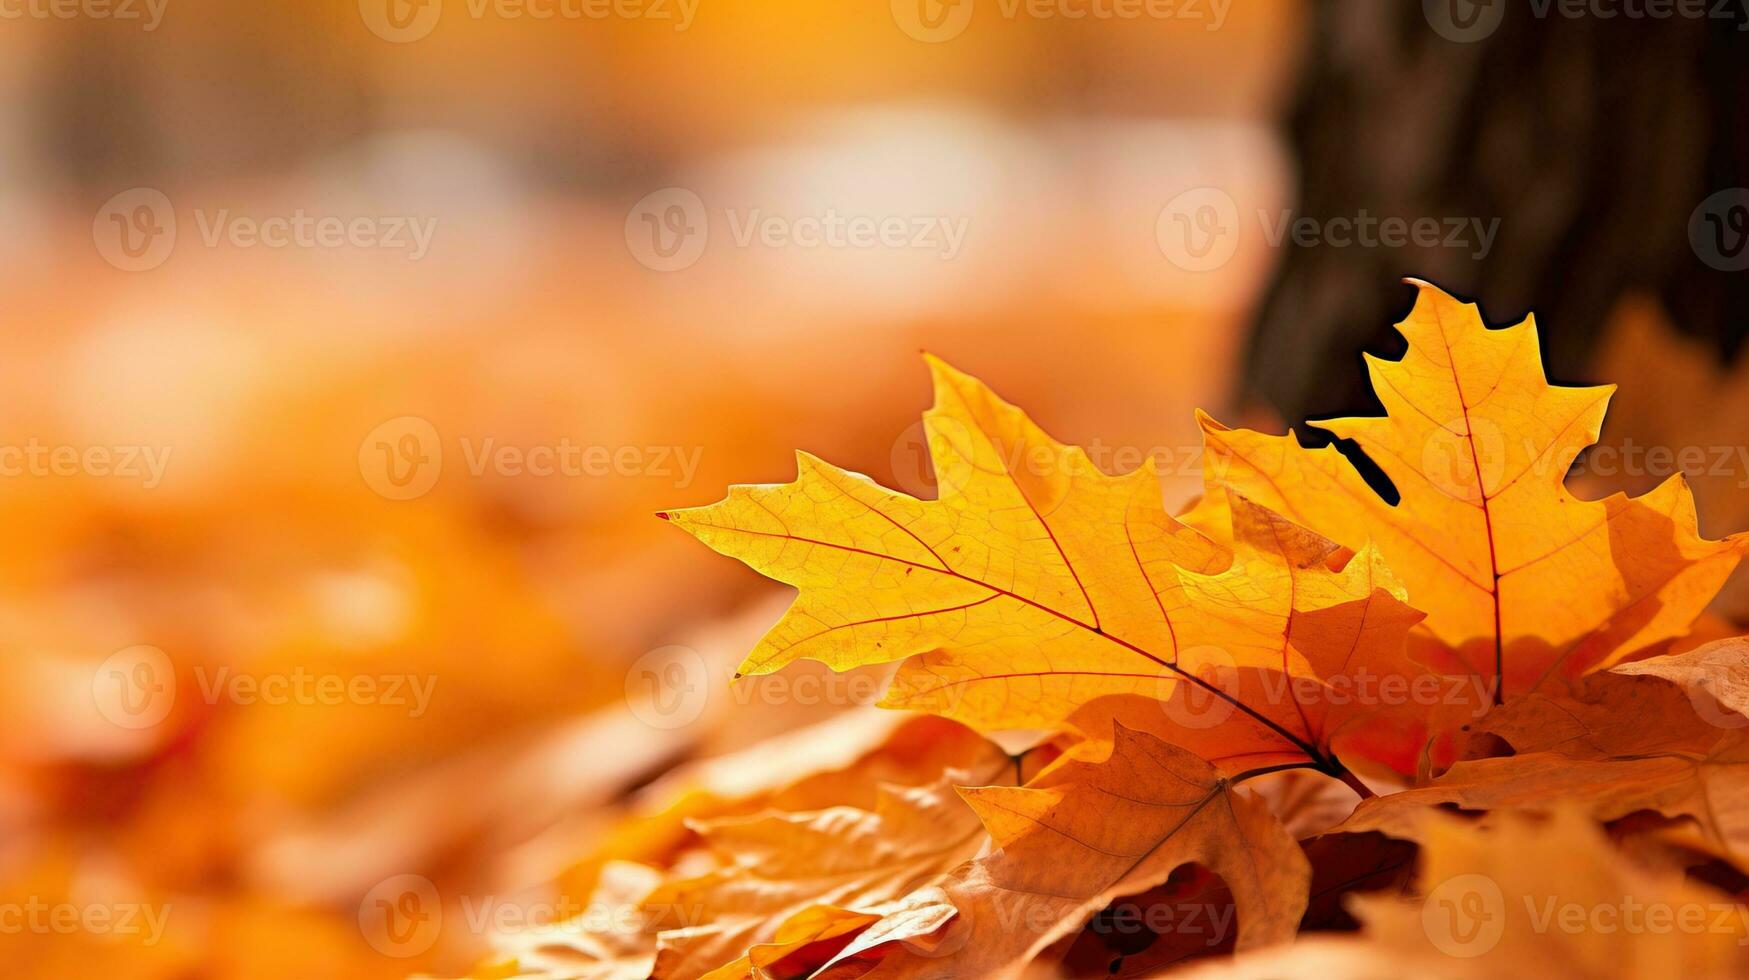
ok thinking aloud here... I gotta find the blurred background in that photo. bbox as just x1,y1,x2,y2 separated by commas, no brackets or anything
0,0,1744,975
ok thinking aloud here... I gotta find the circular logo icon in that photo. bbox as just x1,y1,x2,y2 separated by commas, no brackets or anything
359,417,442,501
94,188,176,272
1419,415,1506,504
1677,646,1749,730
888,414,979,503
891,0,973,42
1689,189,1749,273
1422,873,1505,957
625,645,711,730
1157,188,1239,272
360,874,442,958
1423,0,1505,43
359,0,442,43
625,188,709,272
92,645,176,730
899,904,973,961
1159,645,1240,731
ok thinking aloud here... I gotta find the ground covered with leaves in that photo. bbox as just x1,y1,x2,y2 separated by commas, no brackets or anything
472,282,1749,979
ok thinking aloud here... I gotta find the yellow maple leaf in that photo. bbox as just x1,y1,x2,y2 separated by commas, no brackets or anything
662,357,1423,782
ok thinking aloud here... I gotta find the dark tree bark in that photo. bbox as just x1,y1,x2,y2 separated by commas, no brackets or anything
1245,0,1749,425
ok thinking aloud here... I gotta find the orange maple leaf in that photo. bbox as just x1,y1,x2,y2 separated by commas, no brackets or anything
1189,280,1747,699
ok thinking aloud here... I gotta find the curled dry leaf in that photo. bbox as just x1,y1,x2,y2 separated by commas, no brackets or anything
551,713,1012,913
1172,810,1749,980
1338,641,1749,862
485,861,668,980
834,726,1310,979
642,772,992,980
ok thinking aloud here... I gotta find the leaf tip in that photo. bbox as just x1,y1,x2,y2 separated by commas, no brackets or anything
1193,407,1230,434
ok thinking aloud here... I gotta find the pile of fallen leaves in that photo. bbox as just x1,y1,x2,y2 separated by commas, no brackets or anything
472,282,1749,979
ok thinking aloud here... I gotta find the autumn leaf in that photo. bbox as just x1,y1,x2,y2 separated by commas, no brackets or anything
1177,810,1749,980
832,726,1310,979
639,772,992,980
659,355,1229,733
639,280,1749,980
553,713,1012,908
662,356,1426,782
482,861,669,980
1054,495,1433,781
1337,638,1749,861
1189,280,1747,698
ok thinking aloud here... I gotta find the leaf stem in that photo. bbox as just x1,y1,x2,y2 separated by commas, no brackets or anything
1230,760,1377,802
1332,765,1377,801
1229,761,1320,784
